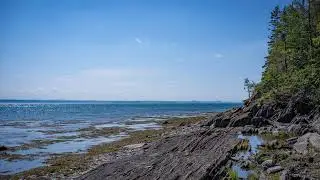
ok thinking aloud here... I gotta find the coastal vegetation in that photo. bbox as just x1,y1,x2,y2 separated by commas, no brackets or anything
227,168,239,180
244,78,256,98
256,0,320,103
235,139,250,151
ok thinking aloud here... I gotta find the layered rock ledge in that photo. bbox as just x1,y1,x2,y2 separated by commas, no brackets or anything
79,128,240,180
80,91,320,180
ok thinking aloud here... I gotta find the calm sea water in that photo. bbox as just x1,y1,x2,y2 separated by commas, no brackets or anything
0,100,241,174
0,100,240,121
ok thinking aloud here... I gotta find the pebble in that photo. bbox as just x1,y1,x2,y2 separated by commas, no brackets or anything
286,137,298,145
266,166,284,174
261,159,274,169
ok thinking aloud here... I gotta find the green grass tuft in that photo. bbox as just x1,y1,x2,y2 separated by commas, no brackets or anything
248,173,259,180
236,139,250,151
227,168,239,180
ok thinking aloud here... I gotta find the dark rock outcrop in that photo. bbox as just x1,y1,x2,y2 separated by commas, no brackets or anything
255,103,275,118
0,145,8,151
202,90,318,131
202,108,241,127
277,91,313,123
310,107,320,134
251,117,270,127
229,112,251,127
277,107,296,123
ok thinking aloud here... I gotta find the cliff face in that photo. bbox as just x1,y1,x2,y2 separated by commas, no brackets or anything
203,91,320,135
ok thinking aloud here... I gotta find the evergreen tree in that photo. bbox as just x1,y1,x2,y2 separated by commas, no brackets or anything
256,0,320,103
244,78,256,98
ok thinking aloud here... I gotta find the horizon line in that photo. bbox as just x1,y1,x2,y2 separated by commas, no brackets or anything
0,99,242,103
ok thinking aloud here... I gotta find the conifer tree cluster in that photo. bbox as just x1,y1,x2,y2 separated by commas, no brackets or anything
256,0,320,103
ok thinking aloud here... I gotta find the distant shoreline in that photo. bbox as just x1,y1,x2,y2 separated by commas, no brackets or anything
0,99,241,104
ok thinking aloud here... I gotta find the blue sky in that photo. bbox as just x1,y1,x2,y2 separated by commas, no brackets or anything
0,0,292,101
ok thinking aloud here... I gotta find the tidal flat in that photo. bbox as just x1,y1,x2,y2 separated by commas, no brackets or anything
0,115,209,178
0,101,238,177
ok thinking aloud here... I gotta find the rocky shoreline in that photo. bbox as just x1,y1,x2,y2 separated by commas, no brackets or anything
2,91,319,179
79,127,241,180
78,91,320,180
1,116,211,179
200,91,320,179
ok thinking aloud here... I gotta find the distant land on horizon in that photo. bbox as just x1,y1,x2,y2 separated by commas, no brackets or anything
0,99,242,104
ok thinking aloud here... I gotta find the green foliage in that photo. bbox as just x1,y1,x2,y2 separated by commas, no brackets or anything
227,168,239,180
268,172,281,180
236,139,250,151
244,78,256,98
257,0,320,102
248,173,259,180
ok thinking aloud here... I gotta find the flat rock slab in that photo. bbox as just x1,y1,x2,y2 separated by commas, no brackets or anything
78,128,240,180
294,133,320,154
309,133,320,150
266,166,283,174
123,143,146,149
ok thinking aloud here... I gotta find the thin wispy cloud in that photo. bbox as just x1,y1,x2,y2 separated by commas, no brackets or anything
135,37,142,44
214,53,224,59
